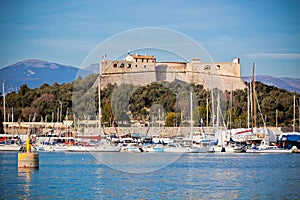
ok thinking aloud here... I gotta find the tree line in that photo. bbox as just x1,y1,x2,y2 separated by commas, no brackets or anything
0,73,299,133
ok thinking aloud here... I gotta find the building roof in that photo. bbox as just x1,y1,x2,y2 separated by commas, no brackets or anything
130,54,156,60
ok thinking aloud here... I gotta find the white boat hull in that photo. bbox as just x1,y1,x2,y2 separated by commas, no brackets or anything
143,145,165,152
248,140,292,153
54,146,69,152
122,147,141,152
247,149,292,153
164,146,208,153
34,145,55,152
0,144,21,151
68,145,120,152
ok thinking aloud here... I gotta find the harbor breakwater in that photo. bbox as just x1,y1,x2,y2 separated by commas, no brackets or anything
3,121,283,138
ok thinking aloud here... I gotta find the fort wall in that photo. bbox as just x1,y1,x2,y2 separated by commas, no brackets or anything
100,55,247,91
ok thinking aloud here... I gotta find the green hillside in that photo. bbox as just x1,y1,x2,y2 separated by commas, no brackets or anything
1,74,299,133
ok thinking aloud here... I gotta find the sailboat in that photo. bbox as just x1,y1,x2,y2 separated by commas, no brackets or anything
248,139,292,153
248,95,298,154
0,83,21,151
244,64,293,153
211,85,248,153
164,92,209,153
68,76,120,152
212,92,232,153
68,137,121,152
0,134,21,151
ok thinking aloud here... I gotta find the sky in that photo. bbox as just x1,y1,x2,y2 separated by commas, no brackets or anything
0,0,299,78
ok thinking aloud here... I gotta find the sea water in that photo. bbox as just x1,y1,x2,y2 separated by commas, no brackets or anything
0,152,299,200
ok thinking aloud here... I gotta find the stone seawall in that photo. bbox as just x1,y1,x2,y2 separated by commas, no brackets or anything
83,126,216,137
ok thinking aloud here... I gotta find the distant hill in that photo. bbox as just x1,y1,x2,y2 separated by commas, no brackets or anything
242,75,300,94
0,59,93,93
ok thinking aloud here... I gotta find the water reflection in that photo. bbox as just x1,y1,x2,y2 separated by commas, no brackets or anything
91,152,183,173
17,168,37,200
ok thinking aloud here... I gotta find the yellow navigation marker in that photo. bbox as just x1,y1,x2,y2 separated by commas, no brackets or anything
18,132,39,169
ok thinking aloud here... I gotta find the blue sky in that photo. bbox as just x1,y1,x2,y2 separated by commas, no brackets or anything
0,0,299,77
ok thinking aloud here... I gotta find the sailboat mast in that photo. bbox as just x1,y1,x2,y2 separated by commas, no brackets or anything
158,108,161,131
252,63,257,128
2,82,5,125
216,93,219,130
229,84,232,131
247,82,250,129
98,76,101,130
190,91,193,140
66,108,68,135
276,109,278,128
217,92,225,151
12,107,13,125
206,97,209,127
175,93,178,128
293,95,295,132
210,70,215,130
12,107,14,135
211,89,215,129
250,78,253,130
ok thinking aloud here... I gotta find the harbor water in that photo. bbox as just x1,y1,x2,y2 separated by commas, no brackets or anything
0,152,299,199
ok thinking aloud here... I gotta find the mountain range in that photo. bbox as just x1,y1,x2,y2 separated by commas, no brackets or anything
0,59,93,93
242,76,300,94
0,59,299,94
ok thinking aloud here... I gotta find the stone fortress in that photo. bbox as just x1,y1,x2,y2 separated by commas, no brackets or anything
100,54,247,91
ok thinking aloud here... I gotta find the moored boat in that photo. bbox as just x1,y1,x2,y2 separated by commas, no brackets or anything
164,142,203,153
248,146,292,153
247,140,292,153
120,138,143,152
0,143,21,151
54,145,69,152
0,134,22,151
68,142,121,152
142,144,164,152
